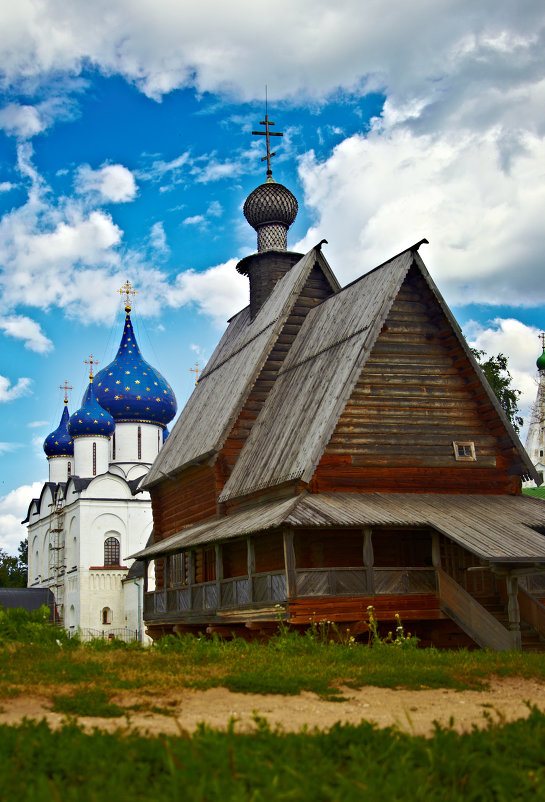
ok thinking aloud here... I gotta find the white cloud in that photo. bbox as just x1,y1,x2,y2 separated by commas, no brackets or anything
182,214,205,227
0,442,23,455
0,481,44,554
294,127,545,309
149,221,168,254
464,317,540,428
0,314,53,352
0,103,44,138
76,163,138,203
0,182,15,193
170,259,248,327
27,420,48,428
0,376,32,402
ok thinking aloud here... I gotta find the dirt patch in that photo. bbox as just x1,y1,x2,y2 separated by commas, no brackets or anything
2,678,544,737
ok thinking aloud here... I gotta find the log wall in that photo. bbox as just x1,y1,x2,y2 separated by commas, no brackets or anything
312,266,521,495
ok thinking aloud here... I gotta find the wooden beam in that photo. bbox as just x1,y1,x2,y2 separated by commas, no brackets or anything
363,527,374,594
283,528,297,599
247,536,255,604
506,575,521,650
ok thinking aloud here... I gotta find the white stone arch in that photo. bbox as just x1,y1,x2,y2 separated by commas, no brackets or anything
41,531,49,579
68,515,78,568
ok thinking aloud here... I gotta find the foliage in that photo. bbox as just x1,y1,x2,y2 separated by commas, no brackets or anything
472,349,524,432
0,604,73,645
52,688,124,718
0,540,28,587
3,709,545,800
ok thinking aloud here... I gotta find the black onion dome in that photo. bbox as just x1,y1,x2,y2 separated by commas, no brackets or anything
243,179,298,231
93,310,177,427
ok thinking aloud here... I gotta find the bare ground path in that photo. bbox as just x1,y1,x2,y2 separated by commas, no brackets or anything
2,678,545,737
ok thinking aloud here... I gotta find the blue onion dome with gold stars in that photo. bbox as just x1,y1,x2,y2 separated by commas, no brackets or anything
43,404,74,458
68,380,115,439
93,307,177,427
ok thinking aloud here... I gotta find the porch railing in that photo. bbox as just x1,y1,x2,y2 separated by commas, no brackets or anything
144,566,436,618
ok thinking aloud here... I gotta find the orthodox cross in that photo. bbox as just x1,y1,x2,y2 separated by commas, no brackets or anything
189,362,200,385
84,354,99,380
119,280,137,311
252,114,283,177
540,332,545,350
59,381,73,404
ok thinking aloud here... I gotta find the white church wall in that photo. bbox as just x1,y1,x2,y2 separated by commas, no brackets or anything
74,436,110,478
48,455,72,484
111,422,163,466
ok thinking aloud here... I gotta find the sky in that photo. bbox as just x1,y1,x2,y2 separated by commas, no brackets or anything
1,0,545,554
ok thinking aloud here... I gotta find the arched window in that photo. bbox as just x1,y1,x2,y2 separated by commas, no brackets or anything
92,442,97,475
104,537,120,566
137,426,142,460
67,461,72,476
102,607,111,625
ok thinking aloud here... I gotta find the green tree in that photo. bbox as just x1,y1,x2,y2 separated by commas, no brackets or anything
0,539,28,587
472,349,523,433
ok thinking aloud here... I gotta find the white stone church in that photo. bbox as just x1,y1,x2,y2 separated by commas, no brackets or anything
25,289,177,641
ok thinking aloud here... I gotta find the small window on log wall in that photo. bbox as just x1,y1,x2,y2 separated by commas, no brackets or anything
453,441,476,461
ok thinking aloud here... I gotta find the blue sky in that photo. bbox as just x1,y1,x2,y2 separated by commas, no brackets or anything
1,0,545,553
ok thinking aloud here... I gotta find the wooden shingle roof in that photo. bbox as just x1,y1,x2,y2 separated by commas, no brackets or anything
144,245,338,487
129,492,545,564
218,244,538,501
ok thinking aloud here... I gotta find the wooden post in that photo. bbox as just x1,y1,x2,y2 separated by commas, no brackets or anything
283,528,297,599
247,536,255,603
215,544,222,609
188,551,195,610
431,532,441,569
165,554,171,588
143,560,148,594
363,527,374,595
506,574,521,650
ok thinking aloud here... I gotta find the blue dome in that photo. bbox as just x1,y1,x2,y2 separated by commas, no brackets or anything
44,404,74,458
68,382,115,439
94,310,177,427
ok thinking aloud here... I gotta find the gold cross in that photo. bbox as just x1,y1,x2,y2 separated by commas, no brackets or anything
540,332,545,350
189,362,200,385
59,381,72,404
119,280,137,311
84,354,99,380
252,113,283,177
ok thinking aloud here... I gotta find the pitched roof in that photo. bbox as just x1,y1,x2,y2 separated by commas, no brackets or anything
144,245,338,487
130,491,545,564
219,244,538,501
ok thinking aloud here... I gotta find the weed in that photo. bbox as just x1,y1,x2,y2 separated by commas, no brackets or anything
51,688,123,718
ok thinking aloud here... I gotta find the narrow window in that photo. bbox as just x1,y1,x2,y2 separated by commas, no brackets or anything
112,433,116,461
92,442,97,475
453,441,476,461
157,429,161,453
104,536,120,566
171,553,185,586
102,607,111,625
67,461,71,476
137,426,142,460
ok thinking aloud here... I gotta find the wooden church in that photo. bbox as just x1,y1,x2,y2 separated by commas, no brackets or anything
133,118,545,650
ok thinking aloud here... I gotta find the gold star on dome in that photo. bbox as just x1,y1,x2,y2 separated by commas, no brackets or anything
136,395,141,400
114,395,120,400
125,386,130,391
116,381,120,385
135,380,140,384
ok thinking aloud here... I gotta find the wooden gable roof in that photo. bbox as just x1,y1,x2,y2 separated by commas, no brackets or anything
144,245,339,488
219,244,538,502
131,491,545,565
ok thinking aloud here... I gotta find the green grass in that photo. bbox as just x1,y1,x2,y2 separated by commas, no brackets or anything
3,710,545,800
3,627,545,705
